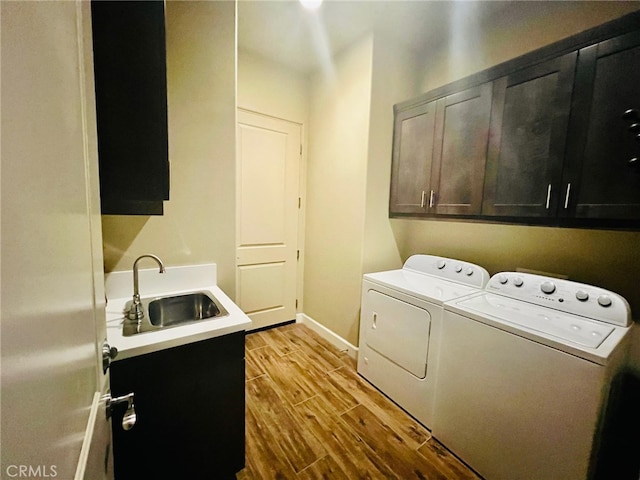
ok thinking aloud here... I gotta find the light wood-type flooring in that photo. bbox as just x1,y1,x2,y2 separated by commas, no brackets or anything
236,323,481,479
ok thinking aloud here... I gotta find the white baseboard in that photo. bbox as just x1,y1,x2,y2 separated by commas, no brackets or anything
297,313,358,360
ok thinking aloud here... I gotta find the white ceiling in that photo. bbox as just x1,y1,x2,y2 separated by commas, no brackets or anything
237,0,513,73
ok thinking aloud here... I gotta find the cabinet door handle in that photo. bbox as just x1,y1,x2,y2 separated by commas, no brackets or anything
420,191,426,208
106,392,136,431
429,190,435,208
564,183,571,209
545,184,552,209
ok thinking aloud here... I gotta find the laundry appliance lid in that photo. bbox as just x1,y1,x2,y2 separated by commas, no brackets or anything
364,269,483,306
445,293,630,365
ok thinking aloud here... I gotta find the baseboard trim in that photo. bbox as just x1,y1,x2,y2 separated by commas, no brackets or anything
297,313,358,360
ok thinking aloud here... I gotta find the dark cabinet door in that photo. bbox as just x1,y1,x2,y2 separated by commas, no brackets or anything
563,31,640,220
91,0,169,215
389,101,436,214
110,333,246,479
482,53,577,217
431,83,492,215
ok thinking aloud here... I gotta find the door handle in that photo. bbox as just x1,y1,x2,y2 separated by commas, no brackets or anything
105,392,136,431
102,341,118,374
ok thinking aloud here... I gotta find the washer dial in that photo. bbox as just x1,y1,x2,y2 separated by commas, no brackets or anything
540,281,556,294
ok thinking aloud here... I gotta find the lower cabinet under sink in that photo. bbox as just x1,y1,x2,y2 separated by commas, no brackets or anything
109,331,245,479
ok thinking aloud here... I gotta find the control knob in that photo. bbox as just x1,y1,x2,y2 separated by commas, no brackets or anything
575,290,589,302
597,294,612,308
513,277,524,287
455,264,462,273
540,281,556,294
437,260,446,269
498,274,508,285
465,267,474,276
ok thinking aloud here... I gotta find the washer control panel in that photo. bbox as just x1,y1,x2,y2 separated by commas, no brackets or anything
486,272,631,327
403,255,490,289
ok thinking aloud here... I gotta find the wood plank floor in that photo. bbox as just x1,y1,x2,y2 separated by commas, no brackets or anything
236,323,481,479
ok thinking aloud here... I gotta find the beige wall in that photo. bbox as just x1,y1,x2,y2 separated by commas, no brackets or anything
304,35,374,345
101,2,237,295
238,49,309,124
417,1,640,93
362,35,420,277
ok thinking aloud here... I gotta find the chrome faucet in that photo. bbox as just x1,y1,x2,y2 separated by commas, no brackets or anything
127,254,165,321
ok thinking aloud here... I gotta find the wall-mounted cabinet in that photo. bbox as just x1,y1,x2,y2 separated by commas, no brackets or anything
433,84,492,216
563,30,640,220
389,101,437,214
389,11,640,229
390,84,492,216
91,0,169,215
482,53,576,218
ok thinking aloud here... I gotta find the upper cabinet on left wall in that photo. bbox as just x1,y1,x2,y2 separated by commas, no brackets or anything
91,0,170,215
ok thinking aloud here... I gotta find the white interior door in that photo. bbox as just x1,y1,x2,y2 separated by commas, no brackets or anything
236,110,301,330
1,2,112,479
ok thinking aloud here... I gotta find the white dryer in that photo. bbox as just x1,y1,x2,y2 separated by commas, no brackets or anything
433,272,632,480
357,254,489,429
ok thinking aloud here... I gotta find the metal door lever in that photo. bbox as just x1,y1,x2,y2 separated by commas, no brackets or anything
105,392,136,431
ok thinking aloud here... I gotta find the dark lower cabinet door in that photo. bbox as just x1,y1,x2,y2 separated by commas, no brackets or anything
431,83,492,215
389,101,437,215
482,52,577,217
563,31,640,220
110,333,245,480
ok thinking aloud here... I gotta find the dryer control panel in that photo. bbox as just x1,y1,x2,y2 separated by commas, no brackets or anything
403,255,490,289
486,272,631,327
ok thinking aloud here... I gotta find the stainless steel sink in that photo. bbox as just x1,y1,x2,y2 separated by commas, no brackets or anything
122,291,228,336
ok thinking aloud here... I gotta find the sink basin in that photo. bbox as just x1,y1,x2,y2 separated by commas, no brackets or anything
123,291,228,336
149,292,221,327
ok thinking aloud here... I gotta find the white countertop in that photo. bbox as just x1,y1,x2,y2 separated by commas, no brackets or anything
105,263,252,360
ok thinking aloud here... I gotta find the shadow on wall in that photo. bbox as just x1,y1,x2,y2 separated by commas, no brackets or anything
102,215,150,272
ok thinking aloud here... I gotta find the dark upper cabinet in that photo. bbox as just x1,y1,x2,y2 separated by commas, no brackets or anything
389,11,640,228
482,53,577,217
431,83,492,215
91,0,169,215
389,101,437,214
390,84,492,216
562,30,640,220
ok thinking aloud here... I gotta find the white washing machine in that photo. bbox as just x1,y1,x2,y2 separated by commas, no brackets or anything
433,272,632,480
357,254,489,429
